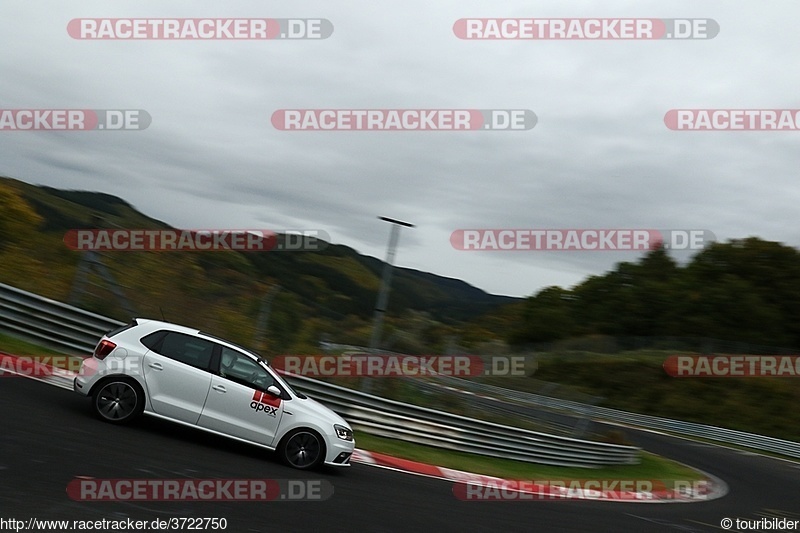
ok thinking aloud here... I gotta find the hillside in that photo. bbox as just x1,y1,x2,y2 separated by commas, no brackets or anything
5,175,800,441
0,176,517,353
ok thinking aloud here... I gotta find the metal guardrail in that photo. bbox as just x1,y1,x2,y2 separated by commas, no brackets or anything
413,375,588,437
4,282,800,462
435,375,800,460
0,283,124,354
0,282,639,467
286,373,637,467
4,282,800,461
589,405,800,459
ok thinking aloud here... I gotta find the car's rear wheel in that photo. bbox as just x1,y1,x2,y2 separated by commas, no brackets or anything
279,429,325,469
92,378,144,424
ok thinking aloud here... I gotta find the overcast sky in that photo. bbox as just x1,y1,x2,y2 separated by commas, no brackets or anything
2,1,799,298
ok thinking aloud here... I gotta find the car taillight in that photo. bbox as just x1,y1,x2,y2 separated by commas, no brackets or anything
94,339,117,360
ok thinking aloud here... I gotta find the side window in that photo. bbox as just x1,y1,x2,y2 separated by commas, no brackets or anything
151,332,214,371
219,347,276,392
141,330,168,350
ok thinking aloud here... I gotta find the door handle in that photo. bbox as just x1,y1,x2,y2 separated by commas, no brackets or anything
148,362,163,370
212,385,227,393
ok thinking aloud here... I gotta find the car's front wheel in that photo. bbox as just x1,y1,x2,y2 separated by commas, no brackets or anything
92,378,144,424
278,429,325,469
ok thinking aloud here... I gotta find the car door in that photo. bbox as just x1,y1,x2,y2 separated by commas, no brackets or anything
197,347,284,446
141,331,215,424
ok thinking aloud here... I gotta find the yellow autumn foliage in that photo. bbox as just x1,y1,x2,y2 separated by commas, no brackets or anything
0,183,43,248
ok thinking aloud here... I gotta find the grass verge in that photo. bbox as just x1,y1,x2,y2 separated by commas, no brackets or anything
355,432,704,483
0,332,62,355
0,332,82,371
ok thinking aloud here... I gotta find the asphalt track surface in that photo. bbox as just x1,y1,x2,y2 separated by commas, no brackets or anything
1,377,799,532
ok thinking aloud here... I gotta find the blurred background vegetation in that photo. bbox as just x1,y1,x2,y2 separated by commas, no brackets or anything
2,175,800,441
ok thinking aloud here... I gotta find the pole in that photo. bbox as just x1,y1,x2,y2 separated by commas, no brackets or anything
369,217,415,351
363,216,414,393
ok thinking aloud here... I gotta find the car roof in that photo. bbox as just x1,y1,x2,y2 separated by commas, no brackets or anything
132,318,200,336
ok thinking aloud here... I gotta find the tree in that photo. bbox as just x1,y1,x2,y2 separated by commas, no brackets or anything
509,286,575,344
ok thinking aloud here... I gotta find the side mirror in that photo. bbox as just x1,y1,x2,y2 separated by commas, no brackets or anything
266,385,282,397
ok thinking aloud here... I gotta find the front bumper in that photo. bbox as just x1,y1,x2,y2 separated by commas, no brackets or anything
323,438,355,467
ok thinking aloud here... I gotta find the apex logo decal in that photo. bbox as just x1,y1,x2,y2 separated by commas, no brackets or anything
250,390,281,416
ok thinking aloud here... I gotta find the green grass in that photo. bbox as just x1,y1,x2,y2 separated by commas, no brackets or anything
0,332,62,356
0,332,82,371
355,432,704,484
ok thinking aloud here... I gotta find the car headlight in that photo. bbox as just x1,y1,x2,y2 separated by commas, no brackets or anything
334,424,353,441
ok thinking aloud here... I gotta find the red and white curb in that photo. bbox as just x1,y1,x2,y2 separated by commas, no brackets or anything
352,447,722,503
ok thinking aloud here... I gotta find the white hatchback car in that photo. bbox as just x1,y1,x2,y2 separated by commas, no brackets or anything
74,318,354,469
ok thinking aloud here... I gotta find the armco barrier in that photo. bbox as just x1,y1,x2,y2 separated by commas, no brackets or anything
11,284,800,462
4,283,799,460
0,283,123,353
433,375,800,460
285,373,637,467
0,282,639,467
